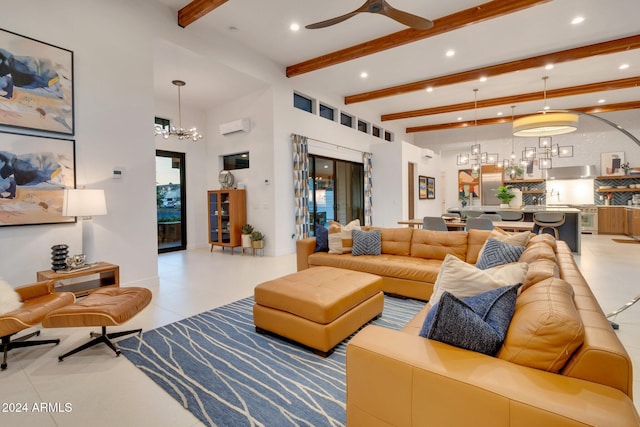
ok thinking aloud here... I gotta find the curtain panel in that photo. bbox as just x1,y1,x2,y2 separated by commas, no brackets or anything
363,152,373,226
292,134,310,240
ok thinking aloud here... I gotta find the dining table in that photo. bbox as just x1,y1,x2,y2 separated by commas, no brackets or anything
397,219,536,232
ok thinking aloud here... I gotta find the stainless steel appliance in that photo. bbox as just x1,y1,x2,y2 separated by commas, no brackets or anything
577,205,598,234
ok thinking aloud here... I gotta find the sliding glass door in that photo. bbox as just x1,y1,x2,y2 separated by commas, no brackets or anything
156,150,186,253
309,155,363,235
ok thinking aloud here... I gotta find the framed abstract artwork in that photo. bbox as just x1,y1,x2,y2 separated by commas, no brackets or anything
0,28,74,135
601,152,625,176
418,175,427,199
426,176,436,199
0,131,76,226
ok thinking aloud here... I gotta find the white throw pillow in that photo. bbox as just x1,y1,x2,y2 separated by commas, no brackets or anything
328,219,361,254
0,279,22,315
430,254,528,306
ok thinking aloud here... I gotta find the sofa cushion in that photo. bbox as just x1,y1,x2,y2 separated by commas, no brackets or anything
420,284,520,356
411,229,468,261
475,238,526,270
352,229,381,256
379,227,413,256
497,277,585,373
466,229,492,264
527,233,557,251
0,279,22,315
328,219,360,254
430,254,527,306
477,229,531,259
519,241,557,264
314,225,329,253
522,259,560,291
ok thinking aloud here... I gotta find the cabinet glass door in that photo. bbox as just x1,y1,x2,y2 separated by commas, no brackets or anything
209,192,219,243
220,192,231,243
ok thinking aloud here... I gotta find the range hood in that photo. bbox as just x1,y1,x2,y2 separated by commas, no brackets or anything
545,165,596,180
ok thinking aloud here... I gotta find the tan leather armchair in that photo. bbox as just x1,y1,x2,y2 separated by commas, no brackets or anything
0,280,75,370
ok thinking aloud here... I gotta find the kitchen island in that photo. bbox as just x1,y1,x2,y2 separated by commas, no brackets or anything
448,205,581,253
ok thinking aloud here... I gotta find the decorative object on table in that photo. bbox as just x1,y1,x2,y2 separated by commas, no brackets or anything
241,223,254,248
218,170,235,189
250,231,265,249
61,188,107,265
153,80,202,141
65,254,86,269
459,194,468,208
601,152,625,176
426,176,436,199
0,28,74,135
621,162,631,176
51,244,69,271
0,133,76,227
418,175,427,199
495,185,515,208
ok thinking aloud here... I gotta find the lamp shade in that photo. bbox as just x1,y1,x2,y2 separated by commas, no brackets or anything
513,112,579,137
62,189,107,217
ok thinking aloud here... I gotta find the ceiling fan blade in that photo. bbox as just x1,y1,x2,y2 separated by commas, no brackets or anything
305,1,370,29
382,2,434,30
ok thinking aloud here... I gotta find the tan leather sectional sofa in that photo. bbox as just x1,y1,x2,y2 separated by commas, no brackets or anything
296,227,640,426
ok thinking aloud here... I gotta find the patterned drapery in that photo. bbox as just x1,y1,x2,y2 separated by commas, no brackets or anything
292,134,310,240
363,152,373,226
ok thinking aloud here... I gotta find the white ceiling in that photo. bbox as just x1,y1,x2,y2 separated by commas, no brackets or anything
150,0,640,143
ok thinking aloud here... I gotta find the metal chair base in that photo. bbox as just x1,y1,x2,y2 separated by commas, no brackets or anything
58,326,142,361
1,330,60,370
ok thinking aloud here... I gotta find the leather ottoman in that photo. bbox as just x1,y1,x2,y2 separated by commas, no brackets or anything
253,266,383,356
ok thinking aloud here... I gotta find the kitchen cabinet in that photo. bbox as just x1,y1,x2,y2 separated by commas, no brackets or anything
208,189,246,253
634,209,640,240
598,206,626,235
626,208,632,236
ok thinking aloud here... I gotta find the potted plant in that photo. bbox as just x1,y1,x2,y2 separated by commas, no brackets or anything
495,185,515,208
506,165,524,180
458,193,469,208
250,231,265,249
241,224,254,248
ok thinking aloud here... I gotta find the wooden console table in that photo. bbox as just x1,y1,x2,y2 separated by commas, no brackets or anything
37,262,120,297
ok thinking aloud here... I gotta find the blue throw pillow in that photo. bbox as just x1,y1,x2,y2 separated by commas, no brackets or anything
351,229,381,256
419,284,521,356
475,238,526,270
314,225,329,252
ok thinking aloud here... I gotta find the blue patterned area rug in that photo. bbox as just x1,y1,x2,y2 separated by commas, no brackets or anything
118,295,425,427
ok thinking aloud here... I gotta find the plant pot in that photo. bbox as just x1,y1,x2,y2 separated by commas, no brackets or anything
252,240,264,249
241,234,252,248
499,203,510,208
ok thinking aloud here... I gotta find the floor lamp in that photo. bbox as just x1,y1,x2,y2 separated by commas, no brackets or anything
62,189,107,265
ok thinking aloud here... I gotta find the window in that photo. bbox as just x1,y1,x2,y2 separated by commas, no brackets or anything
293,92,313,113
385,130,393,142
155,116,170,131
340,112,353,128
319,103,335,121
223,152,250,170
372,126,382,138
357,120,369,134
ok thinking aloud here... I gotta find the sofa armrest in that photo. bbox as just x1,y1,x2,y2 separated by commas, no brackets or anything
15,280,55,302
347,325,639,427
296,238,316,271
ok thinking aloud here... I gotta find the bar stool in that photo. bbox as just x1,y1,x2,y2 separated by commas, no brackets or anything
533,212,565,239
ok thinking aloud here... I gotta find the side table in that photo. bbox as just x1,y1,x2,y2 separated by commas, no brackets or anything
36,262,120,297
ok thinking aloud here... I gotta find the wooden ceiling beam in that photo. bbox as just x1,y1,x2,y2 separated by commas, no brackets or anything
382,76,640,121
178,0,228,28
285,0,550,77
406,101,640,133
346,34,640,105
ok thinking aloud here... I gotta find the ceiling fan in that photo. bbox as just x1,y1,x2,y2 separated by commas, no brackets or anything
305,0,434,30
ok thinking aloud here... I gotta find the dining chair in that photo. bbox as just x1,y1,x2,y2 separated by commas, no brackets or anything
461,210,482,219
478,214,502,221
422,216,448,231
465,217,494,231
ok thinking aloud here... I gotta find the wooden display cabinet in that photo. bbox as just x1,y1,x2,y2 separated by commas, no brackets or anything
208,189,247,254
36,262,120,297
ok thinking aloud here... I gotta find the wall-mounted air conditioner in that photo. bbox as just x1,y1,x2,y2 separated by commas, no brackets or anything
220,118,250,135
422,148,435,158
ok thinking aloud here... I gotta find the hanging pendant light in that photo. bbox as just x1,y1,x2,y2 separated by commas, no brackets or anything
154,80,203,142
512,76,579,137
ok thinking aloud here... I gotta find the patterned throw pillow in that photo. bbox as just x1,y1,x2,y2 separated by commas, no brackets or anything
351,229,381,256
475,238,526,270
314,225,329,252
328,219,361,254
420,284,521,356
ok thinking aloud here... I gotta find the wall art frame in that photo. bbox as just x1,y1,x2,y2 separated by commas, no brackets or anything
0,28,74,135
600,151,625,176
426,176,436,199
0,131,76,227
418,175,427,199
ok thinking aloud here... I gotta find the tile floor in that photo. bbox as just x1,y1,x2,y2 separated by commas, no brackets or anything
1,234,639,426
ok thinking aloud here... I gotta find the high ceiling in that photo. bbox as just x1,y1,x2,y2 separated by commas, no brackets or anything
151,0,640,145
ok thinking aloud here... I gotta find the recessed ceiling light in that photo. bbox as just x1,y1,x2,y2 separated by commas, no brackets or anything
360,72,368,78
479,76,487,82
545,64,554,70
571,16,584,25
598,99,606,104
619,63,630,70
445,49,455,57
426,86,433,92
228,26,239,32
290,23,300,31
457,117,463,121
497,112,503,116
